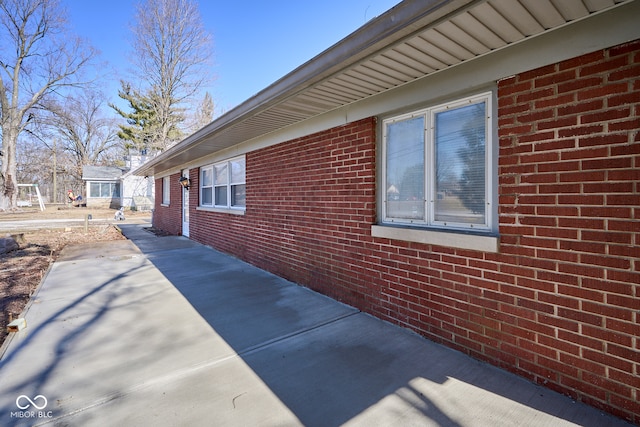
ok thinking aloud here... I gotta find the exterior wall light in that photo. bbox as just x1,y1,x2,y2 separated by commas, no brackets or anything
179,176,190,190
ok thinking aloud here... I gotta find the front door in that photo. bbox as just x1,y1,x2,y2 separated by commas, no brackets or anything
182,169,190,237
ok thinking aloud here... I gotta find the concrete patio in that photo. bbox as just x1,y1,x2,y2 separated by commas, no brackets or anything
0,223,632,426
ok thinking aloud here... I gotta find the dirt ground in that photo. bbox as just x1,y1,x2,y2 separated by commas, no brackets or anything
0,206,152,348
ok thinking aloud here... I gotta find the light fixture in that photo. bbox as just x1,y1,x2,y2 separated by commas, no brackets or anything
179,176,190,190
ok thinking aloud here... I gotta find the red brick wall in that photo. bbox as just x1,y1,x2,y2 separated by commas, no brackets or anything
496,39,640,421
153,173,183,235
191,117,377,302
173,40,640,422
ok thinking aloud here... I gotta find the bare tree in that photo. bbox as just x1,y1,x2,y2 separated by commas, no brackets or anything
0,0,97,210
17,135,76,203
16,137,53,187
128,0,213,150
46,89,122,181
188,91,214,133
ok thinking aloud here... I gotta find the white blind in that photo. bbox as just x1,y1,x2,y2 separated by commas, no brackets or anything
385,116,425,220
433,101,486,225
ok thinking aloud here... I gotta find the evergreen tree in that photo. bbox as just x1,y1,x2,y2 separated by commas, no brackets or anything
110,81,166,152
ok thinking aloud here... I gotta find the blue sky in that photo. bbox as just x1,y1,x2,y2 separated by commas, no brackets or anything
66,0,400,116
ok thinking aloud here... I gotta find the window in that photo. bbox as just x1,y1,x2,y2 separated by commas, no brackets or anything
230,157,246,207
382,92,493,231
89,182,120,198
200,156,246,209
214,163,228,206
162,176,170,205
200,168,212,205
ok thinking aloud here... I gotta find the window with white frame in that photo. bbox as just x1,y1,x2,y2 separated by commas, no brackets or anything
89,182,120,198
162,176,170,205
382,92,493,231
200,167,213,205
200,156,246,209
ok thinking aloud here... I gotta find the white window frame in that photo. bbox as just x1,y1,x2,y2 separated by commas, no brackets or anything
213,163,229,207
89,181,121,198
162,176,170,205
199,156,246,210
229,157,247,208
200,167,213,207
381,92,494,232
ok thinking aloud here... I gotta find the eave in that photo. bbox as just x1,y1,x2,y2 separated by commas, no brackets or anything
134,0,635,177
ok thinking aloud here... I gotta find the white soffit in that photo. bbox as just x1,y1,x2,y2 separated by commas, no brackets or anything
308,0,627,110
137,0,632,176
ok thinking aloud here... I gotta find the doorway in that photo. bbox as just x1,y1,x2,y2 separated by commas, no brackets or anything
182,169,190,237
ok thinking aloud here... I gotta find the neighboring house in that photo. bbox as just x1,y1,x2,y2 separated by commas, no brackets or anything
120,154,155,211
134,0,640,423
82,165,124,209
82,155,155,210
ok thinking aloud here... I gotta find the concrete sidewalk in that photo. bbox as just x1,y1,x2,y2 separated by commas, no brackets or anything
0,224,632,427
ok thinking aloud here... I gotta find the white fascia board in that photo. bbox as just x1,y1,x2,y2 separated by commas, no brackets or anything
145,0,640,175
233,0,640,158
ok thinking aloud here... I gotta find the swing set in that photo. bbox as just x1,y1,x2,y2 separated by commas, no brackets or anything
16,183,46,211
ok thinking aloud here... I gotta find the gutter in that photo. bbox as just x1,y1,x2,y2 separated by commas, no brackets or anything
132,0,475,177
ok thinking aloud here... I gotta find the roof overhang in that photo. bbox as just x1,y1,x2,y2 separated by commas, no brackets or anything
82,165,125,181
134,0,635,177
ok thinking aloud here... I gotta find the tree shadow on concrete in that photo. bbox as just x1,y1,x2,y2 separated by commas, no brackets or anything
3,224,629,427
129,230,628,427
0,254,168,426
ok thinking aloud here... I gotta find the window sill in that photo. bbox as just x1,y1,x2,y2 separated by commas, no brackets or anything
160,203,169,207
196,206,246,216
371,224,499,253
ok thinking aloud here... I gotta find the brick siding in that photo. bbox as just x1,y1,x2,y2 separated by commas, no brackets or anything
153,172,183,235
167,40,640,422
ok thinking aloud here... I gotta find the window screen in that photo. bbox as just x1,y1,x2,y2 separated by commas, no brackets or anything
382,92,492,231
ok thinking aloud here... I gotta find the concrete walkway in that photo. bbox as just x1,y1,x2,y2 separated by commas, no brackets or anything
0,224,632,427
